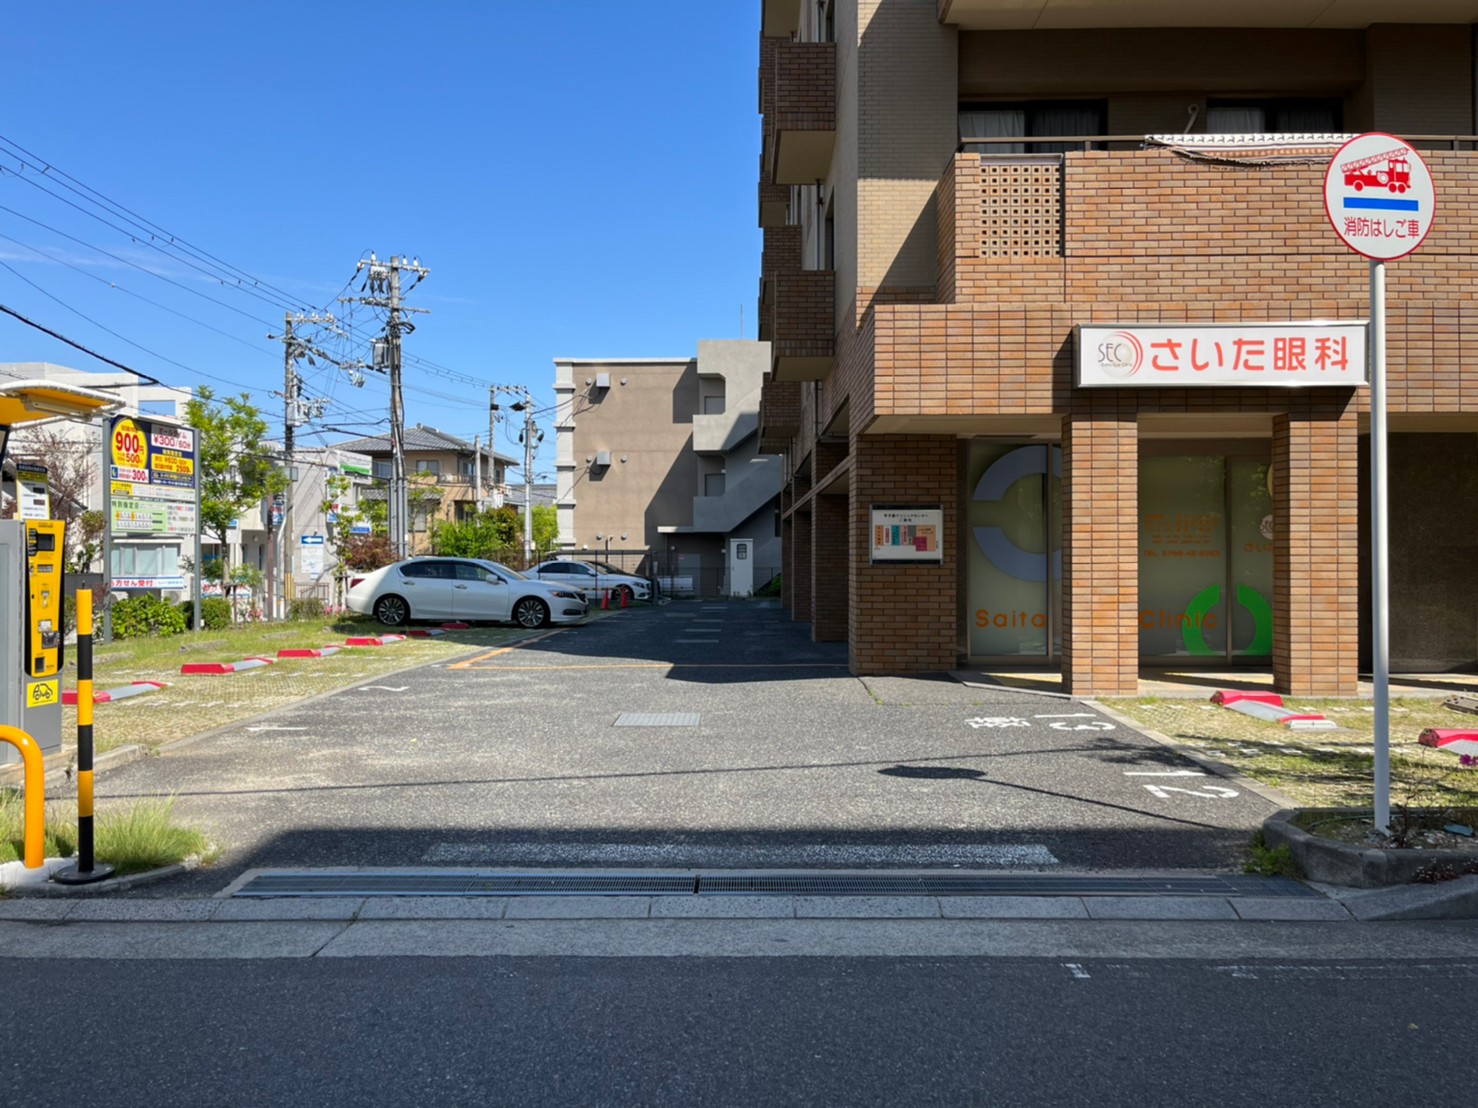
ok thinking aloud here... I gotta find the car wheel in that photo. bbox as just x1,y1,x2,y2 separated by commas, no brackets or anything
615,584,634,606
513,597,550,629
373,594,410,627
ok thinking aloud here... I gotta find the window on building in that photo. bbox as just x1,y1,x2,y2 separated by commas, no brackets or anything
373,459,391,479
822,201,835,271
702,392,726,415
959,100,1106,155
704,473,726,498
110,543,180,579
415,459,441,477
813,0,834,43
410,502,433,532
1205,99,1341,134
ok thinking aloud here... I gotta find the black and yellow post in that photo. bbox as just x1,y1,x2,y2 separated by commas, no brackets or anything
54,588,113,884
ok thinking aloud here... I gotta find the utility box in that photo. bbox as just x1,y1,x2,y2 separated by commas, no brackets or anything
0,520,64,765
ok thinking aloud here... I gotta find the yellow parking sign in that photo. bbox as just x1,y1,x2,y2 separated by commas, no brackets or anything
26,679,58,708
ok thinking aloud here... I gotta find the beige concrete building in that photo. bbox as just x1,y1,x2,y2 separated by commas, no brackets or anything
554,341,782,595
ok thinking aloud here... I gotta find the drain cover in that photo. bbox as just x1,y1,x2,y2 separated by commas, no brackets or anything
231,870,1317,899
613,713,701,727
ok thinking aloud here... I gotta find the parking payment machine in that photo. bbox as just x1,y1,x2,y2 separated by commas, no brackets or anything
0,519,65,761
0,378,119,767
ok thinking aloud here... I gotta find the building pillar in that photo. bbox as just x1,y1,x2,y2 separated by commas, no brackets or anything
791,507,813,625
780,512,794,612
848,435,958,673
1062,403,1138,696
1273,398,1359,695
812,493,848,641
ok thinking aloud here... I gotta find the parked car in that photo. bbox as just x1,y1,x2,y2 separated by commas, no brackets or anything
531,558,652,604
346,557,587,629
586,558,660,598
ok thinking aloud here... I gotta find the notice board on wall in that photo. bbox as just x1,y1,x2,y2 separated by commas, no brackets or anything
870,505,942,565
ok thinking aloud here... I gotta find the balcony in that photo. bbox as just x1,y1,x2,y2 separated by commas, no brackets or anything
694,408,759,455
766,42,836,185
769,269,834,382
762,0,802,38
758,378,801,454
759,159,789,227
760,223,802,311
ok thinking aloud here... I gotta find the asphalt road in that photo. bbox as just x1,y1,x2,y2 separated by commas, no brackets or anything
78,601,1277,892
5,952,1476,1107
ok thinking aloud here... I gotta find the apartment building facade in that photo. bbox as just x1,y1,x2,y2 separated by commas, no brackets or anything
758,0,1478,693
553,340,782,594
332,425,518,554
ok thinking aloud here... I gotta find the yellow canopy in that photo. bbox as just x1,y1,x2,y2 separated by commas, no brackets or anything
0,379,123,427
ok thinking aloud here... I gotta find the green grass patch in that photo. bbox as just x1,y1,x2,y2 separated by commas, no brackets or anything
1100,695,1478,811
1244,830,1300,878
1,790,216,876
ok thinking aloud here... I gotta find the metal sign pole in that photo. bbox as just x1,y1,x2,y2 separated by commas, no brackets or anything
100,423,112,644
1370,259,1390,832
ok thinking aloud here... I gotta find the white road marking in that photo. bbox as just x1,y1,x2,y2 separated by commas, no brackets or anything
1048,720,1115,732
1034,713,1099,719
245,725,307,733
1123,770,1207,777
1142,783,1240,800
359,686,409,692
1064,963,1091,979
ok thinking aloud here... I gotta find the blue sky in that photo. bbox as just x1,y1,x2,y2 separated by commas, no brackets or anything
0,2,761,474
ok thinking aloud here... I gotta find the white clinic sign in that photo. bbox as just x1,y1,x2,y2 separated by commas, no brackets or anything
1076,323,1368,388
1323,132,1435,261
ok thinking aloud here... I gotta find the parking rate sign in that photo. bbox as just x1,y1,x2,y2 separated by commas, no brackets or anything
1324,132,1436,261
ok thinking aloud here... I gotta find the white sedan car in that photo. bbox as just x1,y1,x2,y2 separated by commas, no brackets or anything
346,557,587,629
531,558,652,604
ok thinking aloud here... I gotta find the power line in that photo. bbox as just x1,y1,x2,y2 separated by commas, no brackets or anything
0,301,160,382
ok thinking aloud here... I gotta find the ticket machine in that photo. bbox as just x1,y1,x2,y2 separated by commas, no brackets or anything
0,379,120,766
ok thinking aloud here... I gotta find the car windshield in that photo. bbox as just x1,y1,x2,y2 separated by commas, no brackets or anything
588,561,624,576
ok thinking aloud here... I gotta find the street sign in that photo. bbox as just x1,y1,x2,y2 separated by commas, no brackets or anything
1323,132,1435,261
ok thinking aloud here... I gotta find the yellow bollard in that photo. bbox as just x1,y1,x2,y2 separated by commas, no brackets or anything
0,725,45,868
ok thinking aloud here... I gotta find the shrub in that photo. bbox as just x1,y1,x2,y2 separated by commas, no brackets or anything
755,573,782,598
112,594,188,639
289,597,326,620
177,597,231,630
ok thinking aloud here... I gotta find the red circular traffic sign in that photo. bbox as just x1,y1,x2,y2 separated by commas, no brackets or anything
1323,132,1435,261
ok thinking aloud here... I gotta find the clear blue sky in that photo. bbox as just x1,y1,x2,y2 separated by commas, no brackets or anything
0,2,761,474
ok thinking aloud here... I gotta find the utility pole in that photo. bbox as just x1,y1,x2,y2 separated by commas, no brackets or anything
509,388,541,566
488,386,498,509
269,311,332,613
342,254,429,560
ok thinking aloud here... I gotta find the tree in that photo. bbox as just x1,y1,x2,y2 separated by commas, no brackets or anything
9,425,99,570
186,387,286,580
429,506,518,560
532,504,558,560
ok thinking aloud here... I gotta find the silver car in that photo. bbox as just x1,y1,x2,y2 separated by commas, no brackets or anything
531,558,652,604
346,557,588,629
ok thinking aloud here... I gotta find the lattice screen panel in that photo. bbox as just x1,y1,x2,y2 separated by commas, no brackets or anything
979,163,1061,257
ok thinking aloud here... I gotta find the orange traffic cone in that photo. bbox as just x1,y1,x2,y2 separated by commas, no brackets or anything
601,589,610,610
620,588,628,609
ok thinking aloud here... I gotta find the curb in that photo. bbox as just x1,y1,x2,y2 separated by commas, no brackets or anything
1262,807,1478,888
1,853,203,898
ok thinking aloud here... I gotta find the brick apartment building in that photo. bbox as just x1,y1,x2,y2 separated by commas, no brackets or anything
757,0,1478,693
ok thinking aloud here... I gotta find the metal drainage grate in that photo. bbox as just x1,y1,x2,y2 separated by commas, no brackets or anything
232,870,1316,899
613,713,701,727
236,872,697,897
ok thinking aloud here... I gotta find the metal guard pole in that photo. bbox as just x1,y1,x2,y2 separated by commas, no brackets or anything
55,588,113,884
0,725,45,869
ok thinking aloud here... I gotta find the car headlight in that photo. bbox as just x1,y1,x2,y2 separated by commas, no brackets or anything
550,590,582,600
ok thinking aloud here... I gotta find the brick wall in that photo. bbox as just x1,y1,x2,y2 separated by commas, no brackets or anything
1273,398,1360,695
772,270,836,368
780,512,793,612
773,42,836,136
813,493,849,641
791,507,814,625
848,435,958,673
1061,401,1139,696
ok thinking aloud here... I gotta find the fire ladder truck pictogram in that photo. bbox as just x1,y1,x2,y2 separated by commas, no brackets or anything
1340,148,1412,193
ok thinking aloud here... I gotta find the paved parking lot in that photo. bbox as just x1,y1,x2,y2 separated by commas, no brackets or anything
81,600,1277,893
